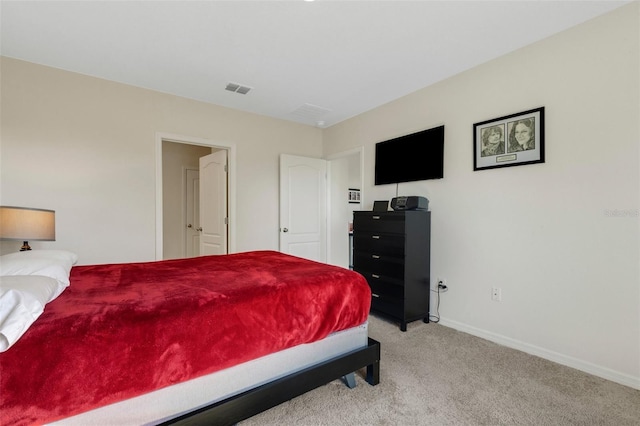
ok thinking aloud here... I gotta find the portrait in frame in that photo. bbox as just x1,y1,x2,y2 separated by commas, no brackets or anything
473,107,545,171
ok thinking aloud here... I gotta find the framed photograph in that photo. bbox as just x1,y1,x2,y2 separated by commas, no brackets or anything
473,107,545,171
348,188,361,204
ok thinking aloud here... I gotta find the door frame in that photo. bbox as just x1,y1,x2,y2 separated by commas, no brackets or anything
155,132,236,260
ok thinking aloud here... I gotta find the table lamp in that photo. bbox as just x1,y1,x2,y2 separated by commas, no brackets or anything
0,206,56,251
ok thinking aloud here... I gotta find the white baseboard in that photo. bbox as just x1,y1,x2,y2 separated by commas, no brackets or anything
438,317,640,391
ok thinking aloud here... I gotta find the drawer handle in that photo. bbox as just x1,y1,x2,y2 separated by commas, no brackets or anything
371,274,380,279
372,293,380,298
372,235,380,239
372,216,381,220
372,255,380,259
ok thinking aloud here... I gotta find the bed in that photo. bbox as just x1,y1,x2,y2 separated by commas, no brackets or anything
0,249,380,425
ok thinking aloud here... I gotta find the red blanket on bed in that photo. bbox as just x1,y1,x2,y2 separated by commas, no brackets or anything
0,250,370,425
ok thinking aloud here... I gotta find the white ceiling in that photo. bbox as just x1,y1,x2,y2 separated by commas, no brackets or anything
0,1,630,128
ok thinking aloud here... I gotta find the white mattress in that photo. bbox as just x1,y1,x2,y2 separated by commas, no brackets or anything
49,321,368,426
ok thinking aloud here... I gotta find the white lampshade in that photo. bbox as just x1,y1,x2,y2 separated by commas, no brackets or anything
0,206,56,241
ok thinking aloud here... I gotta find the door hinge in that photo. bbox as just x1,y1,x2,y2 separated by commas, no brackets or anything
224,217,228,225
224,164,228,173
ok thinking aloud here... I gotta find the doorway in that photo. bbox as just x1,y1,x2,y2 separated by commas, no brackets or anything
155,133,236,260
278,148,363,268
327,147,363,268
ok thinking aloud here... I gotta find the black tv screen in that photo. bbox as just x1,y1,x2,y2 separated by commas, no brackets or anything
374,125,444,185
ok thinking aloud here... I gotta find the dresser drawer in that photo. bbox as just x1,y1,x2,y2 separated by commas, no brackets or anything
356,269,404,290
353,253,405,278
354,213,405,234
368,279,404,300
371,297,403,318
353,233,405,256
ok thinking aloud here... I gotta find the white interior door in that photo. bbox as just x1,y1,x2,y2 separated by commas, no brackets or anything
185,168,200,257
279,154,327,263
199,150,228,255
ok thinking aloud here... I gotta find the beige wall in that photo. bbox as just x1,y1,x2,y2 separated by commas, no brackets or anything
0,57,323,264
324,4,639,388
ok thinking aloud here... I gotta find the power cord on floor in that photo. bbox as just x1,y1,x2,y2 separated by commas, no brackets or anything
429,281,447,323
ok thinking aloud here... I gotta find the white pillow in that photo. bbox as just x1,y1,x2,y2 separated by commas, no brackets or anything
0,275,62,352
0,249,78,269
0,250,78,297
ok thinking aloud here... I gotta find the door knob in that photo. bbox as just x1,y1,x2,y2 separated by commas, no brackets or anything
282,228,289,232
187,224,193,228
196,227,203,232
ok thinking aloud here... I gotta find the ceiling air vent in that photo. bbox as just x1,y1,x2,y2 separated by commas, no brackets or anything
225,82,252,95
290,103,331,121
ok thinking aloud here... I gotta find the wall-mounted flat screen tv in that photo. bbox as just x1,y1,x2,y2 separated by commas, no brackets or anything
374,125,444,185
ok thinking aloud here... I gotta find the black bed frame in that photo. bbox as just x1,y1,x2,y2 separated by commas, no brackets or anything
161,338,381,426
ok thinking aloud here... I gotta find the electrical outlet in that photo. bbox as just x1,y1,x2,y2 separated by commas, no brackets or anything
491,287,501,301
437,278,448,292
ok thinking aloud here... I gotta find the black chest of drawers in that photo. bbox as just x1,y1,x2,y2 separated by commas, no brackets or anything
353,210,431,331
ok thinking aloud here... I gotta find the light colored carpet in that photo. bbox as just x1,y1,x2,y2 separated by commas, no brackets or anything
241,314,639,425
